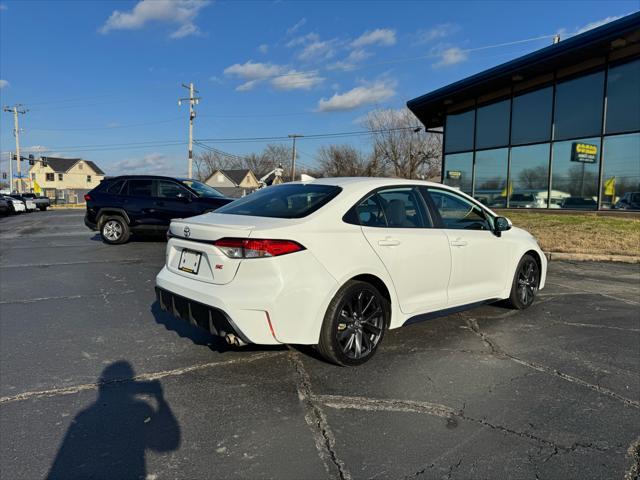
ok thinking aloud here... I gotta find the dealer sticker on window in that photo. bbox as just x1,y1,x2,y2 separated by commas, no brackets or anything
178,249,202,274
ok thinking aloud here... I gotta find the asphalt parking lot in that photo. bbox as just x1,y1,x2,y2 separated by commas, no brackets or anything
0,209,638,480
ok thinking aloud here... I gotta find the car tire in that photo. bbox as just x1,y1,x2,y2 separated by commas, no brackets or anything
39,206,47,211
318,280,389,366
505,254,540,310
100,215,130,245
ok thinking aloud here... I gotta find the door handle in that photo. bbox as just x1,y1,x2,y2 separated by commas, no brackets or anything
450,238,468,247
378,237,401,247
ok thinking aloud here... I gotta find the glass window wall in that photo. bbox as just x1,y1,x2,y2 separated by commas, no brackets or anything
473,148,508,207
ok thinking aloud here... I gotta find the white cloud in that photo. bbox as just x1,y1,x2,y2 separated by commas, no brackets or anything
317,79,396,112
414,23,459,44
236,80,260,92
0,79,8,89
575,15,623,34
351,28,396,48
258,43,269,53
272,70,324,90
286,32,319,48
286,17,307,35
298,39,335,61
433,46,468,68
224,61,282,80
209,75,223,84
329,48,373,71
169,22,200,39
23,145,48,153
99,0,208,38
110,153,174,175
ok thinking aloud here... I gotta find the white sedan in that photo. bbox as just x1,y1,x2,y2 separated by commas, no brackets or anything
156,178,546,366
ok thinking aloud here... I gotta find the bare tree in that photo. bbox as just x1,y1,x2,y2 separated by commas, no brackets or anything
364,108,442,180
316,144,387,177
193,150,237,181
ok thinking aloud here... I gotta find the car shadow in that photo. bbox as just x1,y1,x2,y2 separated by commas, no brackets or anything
47,361,180,480
150,301,286,354
90,232,167,243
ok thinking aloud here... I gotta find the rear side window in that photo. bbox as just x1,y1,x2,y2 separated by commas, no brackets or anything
352,187,430,228
106,180,125,195
127,179,153,197
215,184,341,218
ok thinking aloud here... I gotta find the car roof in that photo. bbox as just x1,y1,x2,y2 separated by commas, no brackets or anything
105,175,191,181
299,176,444,189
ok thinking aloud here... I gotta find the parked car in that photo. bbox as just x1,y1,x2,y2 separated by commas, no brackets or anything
561,197,598,210
0,197,10,215
3,196,26,213
84,175,233,244
614,192,640,210
21,193,51,211
9,195,37,212
155,178,547,366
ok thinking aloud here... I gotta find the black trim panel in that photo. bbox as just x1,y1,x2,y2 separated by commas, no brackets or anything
403,299,499,327
155,287,251,343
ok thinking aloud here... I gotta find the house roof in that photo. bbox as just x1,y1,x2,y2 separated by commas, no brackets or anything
220,169,251,185
41,157,105,175
407,12,640,128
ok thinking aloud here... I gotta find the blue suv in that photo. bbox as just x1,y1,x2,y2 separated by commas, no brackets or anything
84,175,233,244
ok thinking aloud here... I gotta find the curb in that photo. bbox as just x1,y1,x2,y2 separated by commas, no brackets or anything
49,205,85,210
545,251,640,264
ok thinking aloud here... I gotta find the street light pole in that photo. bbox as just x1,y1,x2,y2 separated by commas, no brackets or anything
3,104,28,193
178,83,200,179
288,134,303,182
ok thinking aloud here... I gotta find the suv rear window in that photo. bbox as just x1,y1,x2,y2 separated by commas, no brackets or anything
215,184,341,218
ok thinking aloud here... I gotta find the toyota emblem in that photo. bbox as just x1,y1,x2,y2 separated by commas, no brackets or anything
183,226,191,238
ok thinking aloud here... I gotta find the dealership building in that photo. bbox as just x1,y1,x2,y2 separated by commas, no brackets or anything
408,13,640,210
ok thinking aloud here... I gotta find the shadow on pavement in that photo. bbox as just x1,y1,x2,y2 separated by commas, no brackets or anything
90,233,167,243
47,361,180,480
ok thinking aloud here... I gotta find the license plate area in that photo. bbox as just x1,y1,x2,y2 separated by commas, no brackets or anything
178,249,202,274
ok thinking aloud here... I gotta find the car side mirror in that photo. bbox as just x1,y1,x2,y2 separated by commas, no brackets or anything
494,216,511,237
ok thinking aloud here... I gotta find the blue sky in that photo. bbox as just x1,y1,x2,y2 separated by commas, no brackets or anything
0,0,637,177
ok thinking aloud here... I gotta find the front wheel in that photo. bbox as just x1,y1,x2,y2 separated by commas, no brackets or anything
318,280,388,366
506,254,540,309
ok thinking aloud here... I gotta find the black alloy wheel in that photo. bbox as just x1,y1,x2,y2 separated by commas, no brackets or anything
318,280,388,366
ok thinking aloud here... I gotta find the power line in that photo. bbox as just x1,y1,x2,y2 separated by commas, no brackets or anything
26,117,183,132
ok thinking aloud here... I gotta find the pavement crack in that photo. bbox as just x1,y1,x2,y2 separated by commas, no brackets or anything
316,393,615,457
0,290,137,305
463,318,640,409
0,352,282,405
287,350,351,480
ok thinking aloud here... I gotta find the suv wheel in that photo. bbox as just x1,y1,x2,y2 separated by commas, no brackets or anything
100,216,130,245
318,280,388,366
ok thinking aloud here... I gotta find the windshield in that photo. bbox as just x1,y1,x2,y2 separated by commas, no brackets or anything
215,184,342,218
180,180,225,198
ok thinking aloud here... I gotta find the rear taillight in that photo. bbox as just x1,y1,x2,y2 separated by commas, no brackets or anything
213,238,305,258
84,194,92,202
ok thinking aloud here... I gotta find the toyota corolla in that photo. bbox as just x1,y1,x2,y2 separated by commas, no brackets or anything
155,178,546,366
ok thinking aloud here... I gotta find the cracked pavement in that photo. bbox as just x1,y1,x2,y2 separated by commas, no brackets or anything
1,210,639,479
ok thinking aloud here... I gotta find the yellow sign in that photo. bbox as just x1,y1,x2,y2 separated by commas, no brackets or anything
500,181,513,197
604,176,615,197
571,142,598,163
33,180,42,194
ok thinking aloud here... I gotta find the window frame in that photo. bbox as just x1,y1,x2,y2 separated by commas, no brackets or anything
421,186,495,232
45,172,54,182
343,185,434,229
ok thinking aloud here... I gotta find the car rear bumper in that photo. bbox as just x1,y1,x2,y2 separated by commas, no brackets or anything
155,249,339,345
155,287,252,343
84,212,97,230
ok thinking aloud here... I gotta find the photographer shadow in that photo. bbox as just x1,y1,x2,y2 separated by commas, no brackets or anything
47,361,180,480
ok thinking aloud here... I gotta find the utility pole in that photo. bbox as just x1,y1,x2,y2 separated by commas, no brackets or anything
178,83,200,179
8,152,13,192
288,134,303,182
3,104,28,193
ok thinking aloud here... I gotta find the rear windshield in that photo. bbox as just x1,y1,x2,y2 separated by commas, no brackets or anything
215,184,341,218
181,180,225,198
